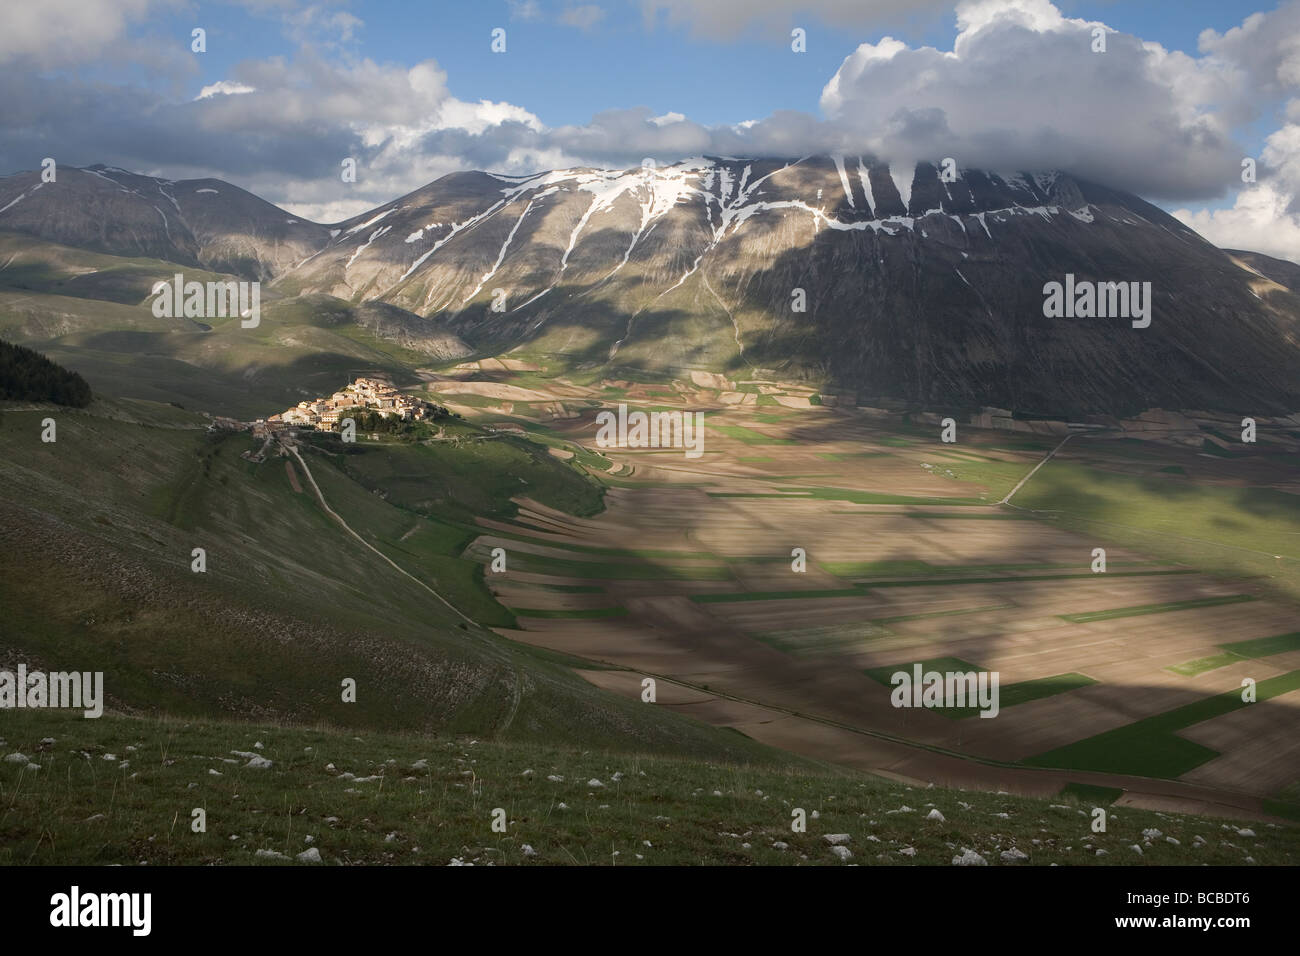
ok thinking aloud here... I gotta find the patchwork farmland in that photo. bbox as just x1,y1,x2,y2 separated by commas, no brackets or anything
451,368,1300,822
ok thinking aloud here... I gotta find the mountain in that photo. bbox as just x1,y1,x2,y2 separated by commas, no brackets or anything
1225,248,1300,294
3,158,1299,418
0,165,329,279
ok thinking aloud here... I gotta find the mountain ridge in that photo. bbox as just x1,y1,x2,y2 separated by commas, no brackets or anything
2,157,1299,418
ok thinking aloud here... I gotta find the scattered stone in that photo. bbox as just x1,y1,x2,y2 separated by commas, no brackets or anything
245,756,273,770
952,848,987,866
296,847,322,864
926,809,946,822
1000,847,1029,863
829,845,852,862
255,849,288,861
823,834,851,846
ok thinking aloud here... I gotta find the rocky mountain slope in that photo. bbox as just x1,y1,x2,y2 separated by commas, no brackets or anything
3,158,1298,418
0,165,329,279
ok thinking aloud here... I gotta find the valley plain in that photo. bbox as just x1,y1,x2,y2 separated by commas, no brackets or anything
2,158,1298,866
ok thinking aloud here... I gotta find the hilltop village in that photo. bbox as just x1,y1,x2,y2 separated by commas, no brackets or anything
267,378,439,433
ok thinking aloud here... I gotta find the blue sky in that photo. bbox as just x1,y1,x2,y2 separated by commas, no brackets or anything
177,0,1276,131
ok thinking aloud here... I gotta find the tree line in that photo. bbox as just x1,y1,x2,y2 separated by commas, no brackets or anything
0,339,92,406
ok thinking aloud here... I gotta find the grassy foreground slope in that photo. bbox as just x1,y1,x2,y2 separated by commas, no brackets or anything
1,710,1295,866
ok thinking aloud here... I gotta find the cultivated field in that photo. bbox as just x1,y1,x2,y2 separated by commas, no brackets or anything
449,365,1300,822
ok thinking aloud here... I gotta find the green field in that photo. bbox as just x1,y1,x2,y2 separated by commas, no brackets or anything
1027,670,1300,777
863,659,1097,718
1060,594,1256,624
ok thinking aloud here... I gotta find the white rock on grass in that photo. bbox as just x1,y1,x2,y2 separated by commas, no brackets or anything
1000,847,1029,862
245,756,273,770
823,834,851,845
588,779,604,788
926,809,946,822
1142,828,1162,840
829,846,853,862
3,753,28,764
899,847,917,857
1236,828,1256,837
411,759,428,771
546,775,563,783
1130,844,1143,855
952,848,988,866
208,769,222,776
521,845,537,857
772,842,789,851
296,848,322,864
255,849,289,861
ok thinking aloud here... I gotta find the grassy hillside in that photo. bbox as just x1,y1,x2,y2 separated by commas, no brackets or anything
0,233,471,418
1011,455,1300,603
0,400,766,760
1,710,1295,866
